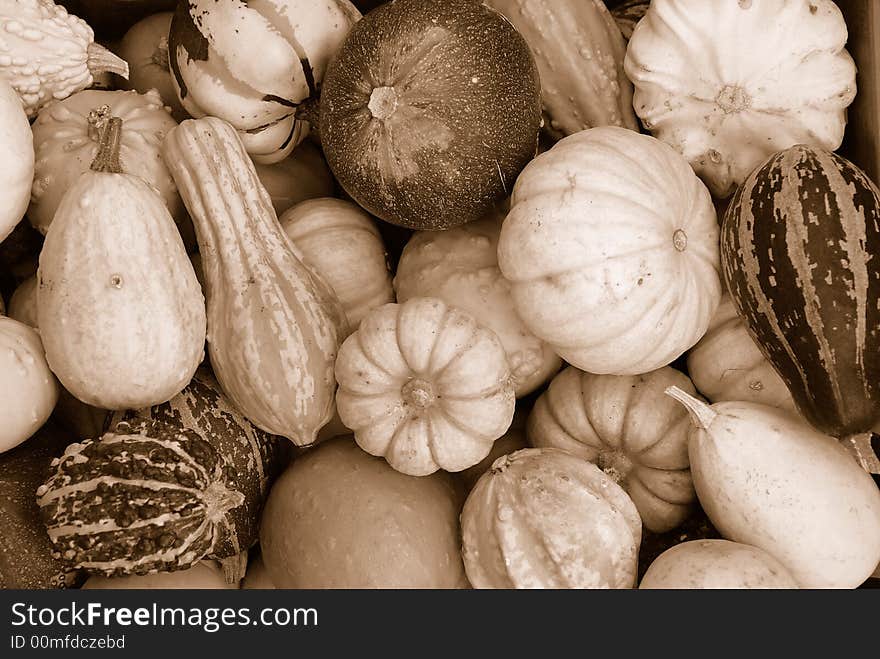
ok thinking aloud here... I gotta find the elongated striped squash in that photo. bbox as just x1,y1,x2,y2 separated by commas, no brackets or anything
37,369,291,579
484,0,638,138
721,145,880,438
161,117,348,446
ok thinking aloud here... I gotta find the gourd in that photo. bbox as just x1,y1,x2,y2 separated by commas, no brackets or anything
0,0,129,117
639,540,798,589
624,0,857,198
0,316,60,453
37,114,206,410
483,0,638,138
168,0,361,164
260,436,469,589
335,297,516,476
319,0,542,230
687,293,798,413
461,447,642,588
254,141,335,217
394,213,561,397
82,561,237,589
161,116,348,445
527,365,697,533
7,274,38,328
612,0,650,40
666,386,880,589
721,145,880,465
0,77,34,244
279,198,394,332
29,89,184,235
497,126,722,375
38,368,292,580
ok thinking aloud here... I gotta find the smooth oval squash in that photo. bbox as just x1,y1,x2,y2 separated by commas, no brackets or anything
82,561,236,589
498,126,722,375
320,0,541,230
254,141,336,217
461,447,642,588
0,77,34,244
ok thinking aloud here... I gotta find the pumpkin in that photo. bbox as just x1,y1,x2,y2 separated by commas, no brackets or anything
168,0,361,164
161,116,348,445
687,293,798,413
37,115,206,410
30,88,184,235
335,297,516,476
461,447,642,588
254,141,335,217
497,126,722,375
457,409,528,493
38,368,292,580
7,274,38,328
483,0,638,138
612,0,650,40
0,0,129,117
0,316,60,454
666,386,880,589
639,540,798,589
721,145,880,443
527,365,697,533
0,78,34,245
624,0,857,198
319,0,542,230
394,213,561,397
115,11,188,122
279,198,394,331
259,436,468,588
82,561,236,589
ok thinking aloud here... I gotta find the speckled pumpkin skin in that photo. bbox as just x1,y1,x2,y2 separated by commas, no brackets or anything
319,0,542,230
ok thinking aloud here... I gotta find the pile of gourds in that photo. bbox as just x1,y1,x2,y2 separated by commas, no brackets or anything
1,0,879,590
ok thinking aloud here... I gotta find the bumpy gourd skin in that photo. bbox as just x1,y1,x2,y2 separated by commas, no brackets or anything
320,0,542,230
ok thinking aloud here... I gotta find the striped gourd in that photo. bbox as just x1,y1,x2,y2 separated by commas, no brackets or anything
721,145,880,439
161,117,348,446
37,369,291,579
611,0,650,40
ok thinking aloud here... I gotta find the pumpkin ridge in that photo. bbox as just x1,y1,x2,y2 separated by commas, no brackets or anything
355,322,402,382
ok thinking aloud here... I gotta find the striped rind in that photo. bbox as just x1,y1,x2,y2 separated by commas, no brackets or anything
721,145,880,437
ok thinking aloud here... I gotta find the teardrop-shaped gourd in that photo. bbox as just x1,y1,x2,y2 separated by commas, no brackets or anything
461,447,642,588
161,117,348,446
279,198,394,332
527,365,696,533
666,386,880,589
37,116,206,411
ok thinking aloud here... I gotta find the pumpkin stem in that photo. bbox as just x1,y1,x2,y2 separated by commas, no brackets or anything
665,386,716,429
152,36,170,71
90,116,124,174
86,42,130,79
840,433,880,475
368,86,399,121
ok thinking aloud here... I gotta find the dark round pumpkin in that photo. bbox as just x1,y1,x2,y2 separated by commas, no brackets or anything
319,0,542,230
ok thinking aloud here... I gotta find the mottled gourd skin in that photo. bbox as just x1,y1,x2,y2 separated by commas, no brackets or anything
319,0,542,230
721,145,880,437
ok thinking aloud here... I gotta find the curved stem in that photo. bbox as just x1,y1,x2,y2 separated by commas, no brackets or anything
840,432,880,474
665,386,716,430
90,116,124,174
87,42,130,79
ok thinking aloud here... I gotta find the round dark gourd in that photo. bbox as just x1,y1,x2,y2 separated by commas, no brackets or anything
319,0,542,230
721,145,880,441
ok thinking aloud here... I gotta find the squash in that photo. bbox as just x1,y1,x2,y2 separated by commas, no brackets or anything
7,274,38,328
612,0,650,40
0,78,34,245
260,436,469,588
639,539,798,589
168,0,361,164
115,11,188,122
319,0,542,230
461,447,642,588
38,368,292,580
666,387,880,589
279,198,394,332
0,317,60,453
0,0,129,117
161,116,348,445
497,126,722,375
721,145,880,443
394,212,561,397
335,297,516,476
457,410,528,493
687,293,798,413
37,114,206,410
483,0,638,138
82,561,236,589
30,88,184,235
624,0,857,198
527,365,697,533
254,141,336,217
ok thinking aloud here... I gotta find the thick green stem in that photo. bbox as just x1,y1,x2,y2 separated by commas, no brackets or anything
90,116,124,174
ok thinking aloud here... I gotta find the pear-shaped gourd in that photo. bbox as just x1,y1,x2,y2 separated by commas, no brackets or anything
37,116,206,410
666,386,880,589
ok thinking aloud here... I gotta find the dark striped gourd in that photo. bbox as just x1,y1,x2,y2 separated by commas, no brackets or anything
36,369,291,579
721,145,880,439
